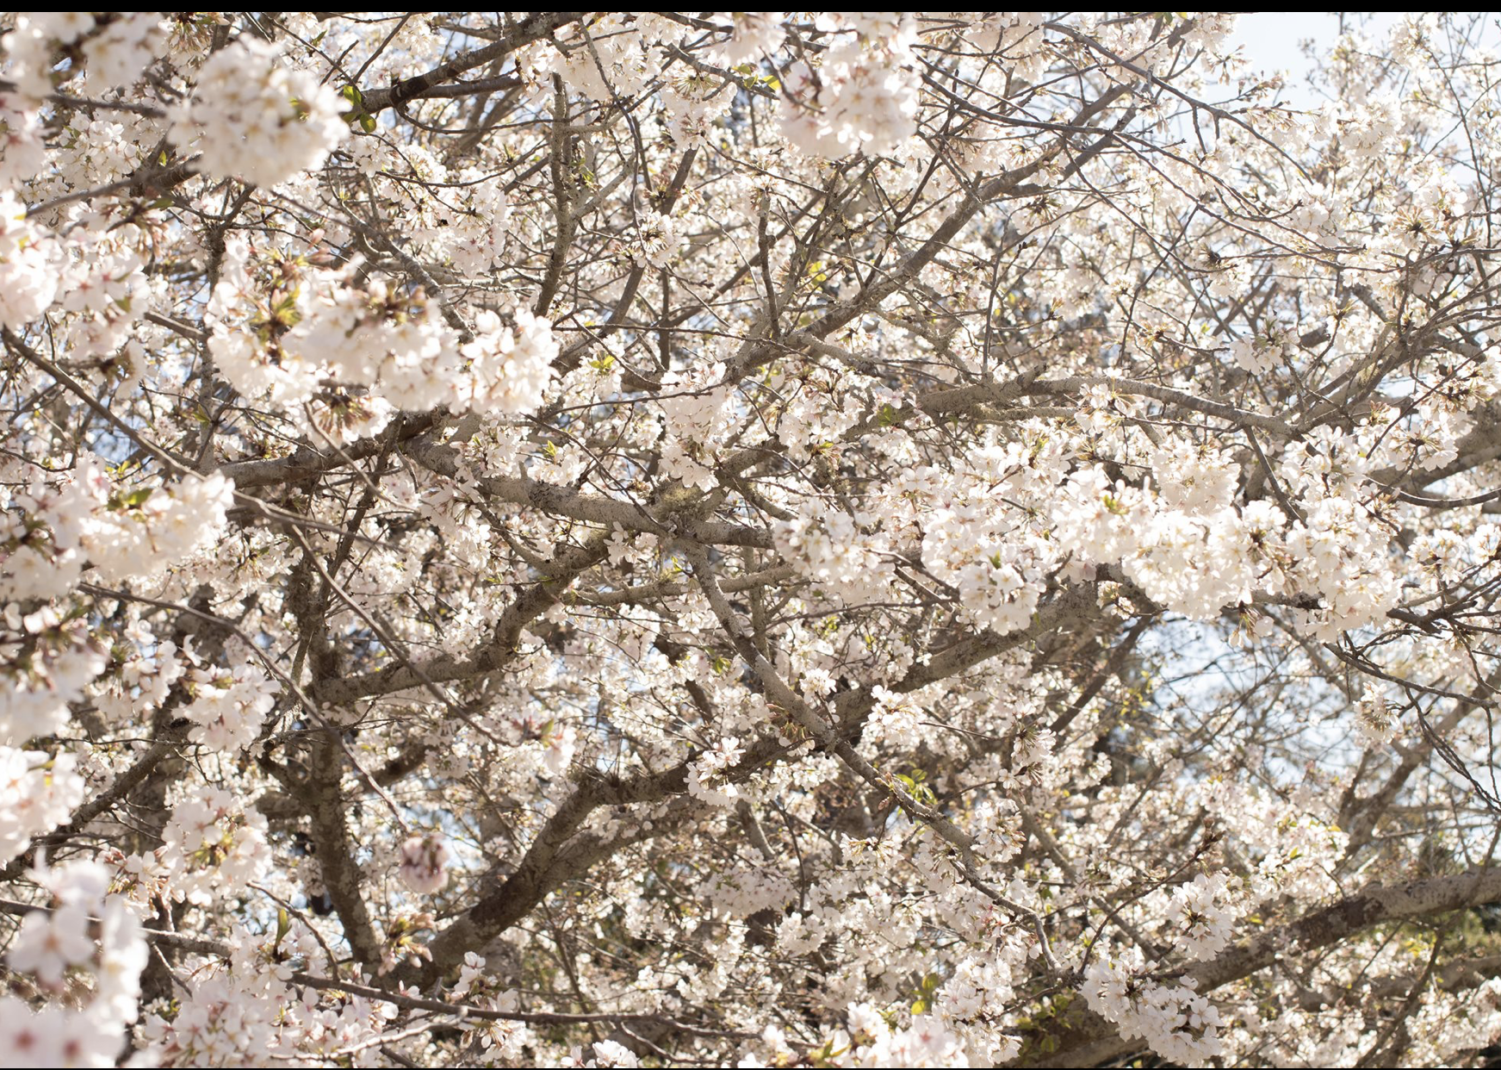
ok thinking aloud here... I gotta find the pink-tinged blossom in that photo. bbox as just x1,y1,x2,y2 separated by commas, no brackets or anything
0,860,145,1064
0,190,58,326
398,834,449,895
7,904,95,985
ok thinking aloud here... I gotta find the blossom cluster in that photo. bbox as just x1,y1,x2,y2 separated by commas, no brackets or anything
779,14,922,158
150,787,273,907
0,860,147,1066
1082,951,1225,1065
207,243,559,438
182,653,279,753
398,833,449,894
0,10,1500,1069
171,37,349,189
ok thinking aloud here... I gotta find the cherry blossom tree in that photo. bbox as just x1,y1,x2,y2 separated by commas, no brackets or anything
5,10,1501,1067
